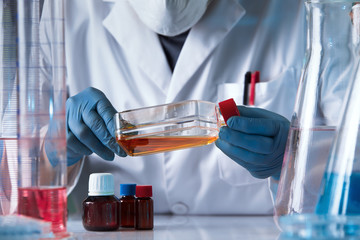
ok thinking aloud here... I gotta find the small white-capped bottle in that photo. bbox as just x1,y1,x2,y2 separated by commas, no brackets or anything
82,173,119,231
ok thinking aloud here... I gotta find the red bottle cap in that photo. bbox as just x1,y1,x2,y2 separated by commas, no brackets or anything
136,185,152,198
218,98,240,125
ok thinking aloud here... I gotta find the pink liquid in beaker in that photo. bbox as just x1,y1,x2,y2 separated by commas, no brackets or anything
18,187,67,233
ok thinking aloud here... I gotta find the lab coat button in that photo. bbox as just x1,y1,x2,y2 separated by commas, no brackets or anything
171,202,189,214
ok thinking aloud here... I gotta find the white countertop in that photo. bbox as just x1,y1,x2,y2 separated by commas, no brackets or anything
67,215,281,240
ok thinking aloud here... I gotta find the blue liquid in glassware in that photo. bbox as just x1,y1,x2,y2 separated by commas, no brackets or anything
316,172,360,214
348,173,360,214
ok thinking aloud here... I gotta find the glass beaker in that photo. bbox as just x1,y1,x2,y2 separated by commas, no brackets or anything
114,100,225,156
275,0,357,226
16,0,67,234
0,0,18,216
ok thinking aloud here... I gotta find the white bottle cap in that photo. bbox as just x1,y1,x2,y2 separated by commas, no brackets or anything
88,173,114,196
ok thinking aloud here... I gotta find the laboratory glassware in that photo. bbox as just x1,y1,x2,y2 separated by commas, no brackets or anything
114,100,226,156
16,0,67,234
315,2,360,217
0,0,18,216
275,0,360,238
305,2,360,237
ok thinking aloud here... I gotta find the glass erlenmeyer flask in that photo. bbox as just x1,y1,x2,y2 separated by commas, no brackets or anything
315,1,360,220
275,0,357,223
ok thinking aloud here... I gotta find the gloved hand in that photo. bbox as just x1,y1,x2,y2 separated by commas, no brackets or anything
66,87,126,166
44,120,62,167
215,106,290,180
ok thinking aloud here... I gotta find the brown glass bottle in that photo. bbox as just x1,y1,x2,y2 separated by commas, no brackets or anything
82,173,119,231
136,185,154,230
119,184,136,228
82,195,119,231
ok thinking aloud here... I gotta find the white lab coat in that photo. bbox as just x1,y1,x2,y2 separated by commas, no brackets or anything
66,0,306,215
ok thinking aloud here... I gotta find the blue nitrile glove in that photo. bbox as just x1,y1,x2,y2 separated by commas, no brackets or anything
66,87,126,166
44,120,61,167
215,106,290,180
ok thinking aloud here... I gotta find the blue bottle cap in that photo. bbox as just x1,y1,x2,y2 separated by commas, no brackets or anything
120,184,136,196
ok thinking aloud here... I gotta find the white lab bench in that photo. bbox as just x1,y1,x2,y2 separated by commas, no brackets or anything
67,215,281,240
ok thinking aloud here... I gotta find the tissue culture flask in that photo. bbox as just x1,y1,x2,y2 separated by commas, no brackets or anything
117,135,218,156
114,100,222,156
17,187,67,233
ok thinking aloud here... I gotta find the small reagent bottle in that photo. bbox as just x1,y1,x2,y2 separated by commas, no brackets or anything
82,173,119,231
119,183,136,228
135,185,154,230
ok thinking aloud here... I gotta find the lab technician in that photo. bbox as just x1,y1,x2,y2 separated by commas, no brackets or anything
65,0,306,216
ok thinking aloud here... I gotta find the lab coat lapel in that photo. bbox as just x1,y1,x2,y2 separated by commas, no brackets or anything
167,0,245,101
102,1,172,95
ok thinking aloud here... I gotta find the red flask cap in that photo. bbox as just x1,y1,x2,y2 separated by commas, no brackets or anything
218,98,240,125
136,185,153,198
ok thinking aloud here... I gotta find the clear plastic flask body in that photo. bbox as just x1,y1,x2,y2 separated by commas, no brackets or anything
0,1,18,216
275,0,357,223
16,0,67,234
114,100,223,156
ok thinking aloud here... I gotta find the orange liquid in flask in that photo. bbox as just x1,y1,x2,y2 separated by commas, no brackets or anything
117,136,218,156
